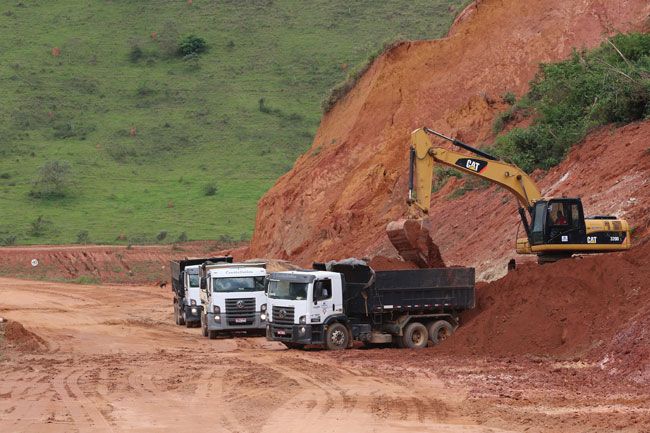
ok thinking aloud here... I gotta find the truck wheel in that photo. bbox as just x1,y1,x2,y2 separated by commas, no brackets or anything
185,319,193,328
208,330,218,340
401,322,428,349
325,323,349,350
428,320,453,345
201,315,208,337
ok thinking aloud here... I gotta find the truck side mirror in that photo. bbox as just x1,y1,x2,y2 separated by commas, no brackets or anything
200,277,207,291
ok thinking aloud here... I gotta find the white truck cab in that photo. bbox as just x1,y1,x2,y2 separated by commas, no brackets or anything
199,263,267,339
266,271,345,346
183,264,202,319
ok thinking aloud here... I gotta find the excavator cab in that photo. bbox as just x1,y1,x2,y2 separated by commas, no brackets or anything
529,199,587,246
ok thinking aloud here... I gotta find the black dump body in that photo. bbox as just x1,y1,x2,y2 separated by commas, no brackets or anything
170,256,232,297
316,261,474,320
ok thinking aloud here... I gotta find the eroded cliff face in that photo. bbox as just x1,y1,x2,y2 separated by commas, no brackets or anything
249,0,650,277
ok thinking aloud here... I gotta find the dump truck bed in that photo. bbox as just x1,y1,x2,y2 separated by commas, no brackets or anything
321,261,475,317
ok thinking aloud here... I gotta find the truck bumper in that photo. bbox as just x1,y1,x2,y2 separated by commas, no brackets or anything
266,324,323,344
206,312,265,331
183,305,201,323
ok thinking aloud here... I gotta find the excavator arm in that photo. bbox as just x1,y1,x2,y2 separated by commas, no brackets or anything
387,127,542,266
409,127,542,213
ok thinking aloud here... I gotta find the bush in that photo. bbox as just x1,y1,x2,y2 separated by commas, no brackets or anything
30,160,73,199
28,216,51,237
156,230,168,242
175,232,188,243
492,33,650,172
203,183,218,196
0,234,17,246
501,91,516,105
178,35,206,56
76,230,90,244
129,44,144,63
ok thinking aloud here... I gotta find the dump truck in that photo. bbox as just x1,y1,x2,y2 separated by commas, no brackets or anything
199,261,268,339
265,259,474,350
171,256,233,327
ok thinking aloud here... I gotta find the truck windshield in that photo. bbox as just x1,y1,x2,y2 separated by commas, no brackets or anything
188,275,200,288
267,280,308,300
212,276,265,293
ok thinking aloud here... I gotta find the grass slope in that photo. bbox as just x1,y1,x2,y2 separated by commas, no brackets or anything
0,0,466,245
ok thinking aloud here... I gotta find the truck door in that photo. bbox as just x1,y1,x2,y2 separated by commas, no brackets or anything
312,279,333,322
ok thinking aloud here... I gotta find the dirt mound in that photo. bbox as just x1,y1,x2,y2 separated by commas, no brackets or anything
0,242,247,285
248,0,650,274
442,239,650,383
1,320,47,353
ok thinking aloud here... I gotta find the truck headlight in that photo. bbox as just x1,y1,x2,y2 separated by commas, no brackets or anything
190,299,197,306
214,315,221,323
191,307,198,315
299,315,307,324
213,305,220,314
261,303,267,312
260,313,267,321
299,326,306,335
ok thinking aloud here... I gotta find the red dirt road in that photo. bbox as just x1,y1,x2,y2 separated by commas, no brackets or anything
1,278,648,432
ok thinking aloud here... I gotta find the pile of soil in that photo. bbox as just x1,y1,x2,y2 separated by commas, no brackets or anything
442,240,650,383
248,0,650,278
1,320,47,353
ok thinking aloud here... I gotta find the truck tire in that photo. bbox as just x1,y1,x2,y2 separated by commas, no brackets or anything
428,320,453,345
201,315,208,337
208,330,218,340
401,322,428,349
185,319,193,328
325,323,349,350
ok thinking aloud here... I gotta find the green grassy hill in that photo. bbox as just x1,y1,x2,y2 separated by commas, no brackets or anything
0,0,466,245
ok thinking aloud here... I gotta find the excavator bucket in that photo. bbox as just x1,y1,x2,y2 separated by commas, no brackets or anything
386,218,445,268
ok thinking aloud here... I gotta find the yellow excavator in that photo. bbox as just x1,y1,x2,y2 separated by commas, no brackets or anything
387,127,631,264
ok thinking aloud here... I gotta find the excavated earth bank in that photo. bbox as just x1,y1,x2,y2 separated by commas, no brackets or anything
249,0,650,281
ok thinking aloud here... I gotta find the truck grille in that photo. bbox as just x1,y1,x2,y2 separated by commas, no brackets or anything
225,298,256,318
272,306,294,325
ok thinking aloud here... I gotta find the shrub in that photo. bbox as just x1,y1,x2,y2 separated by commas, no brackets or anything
30,160,73,199
76,230,90,244
129,44,144,63
203,183,218,196
156,230,168,242
492,33,650,172
175,232,188,243
28,216,51,237
501,91,516,105
178,35,206,56
0,234,17,246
